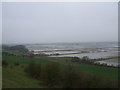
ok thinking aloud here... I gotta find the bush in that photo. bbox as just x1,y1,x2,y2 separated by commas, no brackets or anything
62,66,81,88
71,57,80,63
24,62,118,88
21,65,24,68
41,62,61,87
10,65,13,69
29,54,35,58
34,64,42,79
2,60,8,67
82,56,89,61
24,61,41,79
14,62,20,66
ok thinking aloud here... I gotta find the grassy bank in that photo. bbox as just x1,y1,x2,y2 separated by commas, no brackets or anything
3,66,46,88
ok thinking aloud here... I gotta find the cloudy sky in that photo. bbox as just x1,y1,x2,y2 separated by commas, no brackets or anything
2,2,118,44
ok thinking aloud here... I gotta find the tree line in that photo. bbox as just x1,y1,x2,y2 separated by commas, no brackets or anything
2,45,29,53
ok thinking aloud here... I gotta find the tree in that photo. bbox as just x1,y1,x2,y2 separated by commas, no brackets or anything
82,56,89,61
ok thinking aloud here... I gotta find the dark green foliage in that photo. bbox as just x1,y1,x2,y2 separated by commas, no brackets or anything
2,52,15,56
71,56,94,64
29,54,35,58
21,65,24,68
10,65,13,69
2,60,8,67
62,66,81,88
14,62,20,66
24,61,41,79
82,56,89,60
71,57,80,63
81,56,93,64
24,61,36,77
41,62,61,87
24,62,118,88
34,65,42,79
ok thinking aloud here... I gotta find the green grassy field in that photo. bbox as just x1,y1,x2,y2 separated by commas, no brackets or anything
2,54,119,88
70,64,118,80
3,66,46,88
3,55,118,80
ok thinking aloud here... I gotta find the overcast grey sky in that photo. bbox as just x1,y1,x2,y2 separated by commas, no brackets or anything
2,2,118,44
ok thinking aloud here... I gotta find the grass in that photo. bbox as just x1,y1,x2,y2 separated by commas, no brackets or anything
3,66,46,88
35,56,118,81
3,55,118,79
2,54,119,88
71,64,118,80
2,55,71,65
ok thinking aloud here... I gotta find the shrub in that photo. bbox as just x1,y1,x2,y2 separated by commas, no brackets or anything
2,60,8,67
62,66,81,88
24,62,118,88
29,54,35,58
71,57,80,63
24,61,41,79
82,56,89,61
41,62,61,87
21,65,24,68
34,64,42,79
14,62,20,66
10,65,13,69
